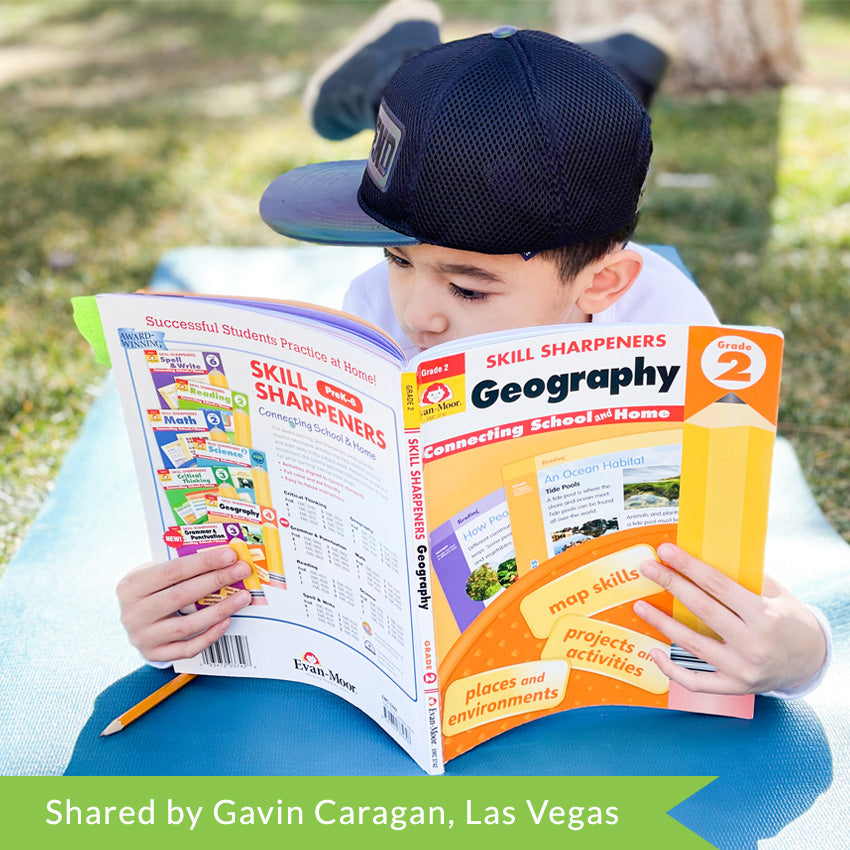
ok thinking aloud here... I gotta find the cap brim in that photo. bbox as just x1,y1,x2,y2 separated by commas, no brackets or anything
259,161,418,247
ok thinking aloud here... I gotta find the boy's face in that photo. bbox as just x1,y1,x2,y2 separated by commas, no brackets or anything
385,244,588,352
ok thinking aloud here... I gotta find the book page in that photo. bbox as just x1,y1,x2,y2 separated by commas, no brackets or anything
95,293,439,773
411,324,782,762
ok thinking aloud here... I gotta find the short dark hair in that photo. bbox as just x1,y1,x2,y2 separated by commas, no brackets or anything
538,215,639,283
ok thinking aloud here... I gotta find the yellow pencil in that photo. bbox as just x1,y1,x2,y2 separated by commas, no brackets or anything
261,520,285,585
233,393,252,448
676,395,776,636
208,368,228,388
100,672,197,736
252,463,272,507
217,482,238,500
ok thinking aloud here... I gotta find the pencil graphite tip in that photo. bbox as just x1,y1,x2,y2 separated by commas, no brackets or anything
100,719,124,737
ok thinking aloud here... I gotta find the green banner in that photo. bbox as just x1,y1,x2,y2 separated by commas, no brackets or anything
1,775,714,849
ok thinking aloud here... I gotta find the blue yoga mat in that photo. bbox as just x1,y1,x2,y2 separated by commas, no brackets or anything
62,664,835,850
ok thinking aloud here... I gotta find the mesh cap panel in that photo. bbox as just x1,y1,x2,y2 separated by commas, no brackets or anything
358,29,651,253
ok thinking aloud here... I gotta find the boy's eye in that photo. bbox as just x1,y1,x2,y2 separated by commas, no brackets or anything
450,283,488,302
383,248,410,268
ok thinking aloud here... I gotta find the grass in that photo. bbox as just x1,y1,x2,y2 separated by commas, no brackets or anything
1,0,849,569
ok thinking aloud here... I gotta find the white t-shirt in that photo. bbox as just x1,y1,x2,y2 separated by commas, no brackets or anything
342,243,720,359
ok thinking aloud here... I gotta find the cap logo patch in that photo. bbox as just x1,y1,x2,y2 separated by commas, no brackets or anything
366,101,404,192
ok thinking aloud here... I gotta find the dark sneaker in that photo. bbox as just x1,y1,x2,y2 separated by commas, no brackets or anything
304,0,442,140
576,16,678,107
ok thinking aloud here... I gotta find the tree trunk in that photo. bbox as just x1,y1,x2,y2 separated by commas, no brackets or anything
553,0,802,92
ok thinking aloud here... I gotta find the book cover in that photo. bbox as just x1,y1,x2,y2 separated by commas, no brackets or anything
75,292,782,775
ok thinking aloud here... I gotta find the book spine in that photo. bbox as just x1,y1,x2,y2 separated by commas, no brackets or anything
402,370,444,774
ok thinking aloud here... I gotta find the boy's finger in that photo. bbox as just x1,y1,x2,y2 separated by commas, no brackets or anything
639,558,745,642
654,544,759,616
146,589,252,654
645,649,749,696
649,542,769,622
144,614,241,663
147,559,253,621
633,599,733,673
121,558,252,632
118,546,239,600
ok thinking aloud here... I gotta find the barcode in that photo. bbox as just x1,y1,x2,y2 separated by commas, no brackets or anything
382,704,412,744
200,634,253,668
670,643,717,673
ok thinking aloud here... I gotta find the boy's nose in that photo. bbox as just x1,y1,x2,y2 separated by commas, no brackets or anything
404,287,449,335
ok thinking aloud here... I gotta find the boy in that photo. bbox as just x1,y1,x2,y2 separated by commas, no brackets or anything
119,28,829,699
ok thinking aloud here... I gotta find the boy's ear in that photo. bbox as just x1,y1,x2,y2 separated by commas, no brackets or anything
574,249,643,315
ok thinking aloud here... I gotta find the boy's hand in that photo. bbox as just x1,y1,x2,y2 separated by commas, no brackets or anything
117,546,253,663
633,543,828,696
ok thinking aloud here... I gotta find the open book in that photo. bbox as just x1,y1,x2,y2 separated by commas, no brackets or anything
75,292,783,775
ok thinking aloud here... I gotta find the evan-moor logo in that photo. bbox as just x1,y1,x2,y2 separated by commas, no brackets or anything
293,652,356,693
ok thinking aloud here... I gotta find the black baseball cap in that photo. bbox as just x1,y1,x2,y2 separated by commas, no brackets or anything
260,27,652,254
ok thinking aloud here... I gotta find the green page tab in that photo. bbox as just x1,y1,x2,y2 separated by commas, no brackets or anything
72,296,110,367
